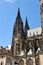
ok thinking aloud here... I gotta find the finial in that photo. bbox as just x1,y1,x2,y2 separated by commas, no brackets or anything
26,17,28,26
26,17,27,21
17,8,21,18
18,8,20,11
25,17,30,30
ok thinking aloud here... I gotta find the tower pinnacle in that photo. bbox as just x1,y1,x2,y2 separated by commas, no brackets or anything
17,8,21,18
25,17,30,31
24,17,30,37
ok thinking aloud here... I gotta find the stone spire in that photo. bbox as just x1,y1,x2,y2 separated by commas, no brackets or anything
13,8,24,37
24,17,30,36
11,8,24,56
25,17,30,31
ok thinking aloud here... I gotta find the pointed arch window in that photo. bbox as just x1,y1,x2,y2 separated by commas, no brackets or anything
29,41,32,49
16,43,20,55
36,55,40,65
19,59,24,65
36,39,39,47
27,58,33,65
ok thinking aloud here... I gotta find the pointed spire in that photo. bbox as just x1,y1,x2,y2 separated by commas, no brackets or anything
17,8,21,18
25,17,30,31
13,8,24,37
24,17,30,37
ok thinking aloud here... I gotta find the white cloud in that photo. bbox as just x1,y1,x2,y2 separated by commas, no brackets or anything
8,44,11,50
5,0,17,3
6,45,11,50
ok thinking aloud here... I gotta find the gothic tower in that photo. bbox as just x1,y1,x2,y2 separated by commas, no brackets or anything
40,0,43,50
11,8,24,56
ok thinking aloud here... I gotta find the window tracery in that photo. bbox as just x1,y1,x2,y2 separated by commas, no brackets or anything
27,58,33,65
19,59,24,65
16,43,20,55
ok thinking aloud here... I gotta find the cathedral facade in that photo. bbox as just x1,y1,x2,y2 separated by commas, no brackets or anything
0,0,43,65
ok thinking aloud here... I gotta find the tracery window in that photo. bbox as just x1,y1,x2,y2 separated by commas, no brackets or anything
36,40,39,47
16,43,20,55
27,58,33,65
28,41,32,49
36,56,40,65
19,59,24,65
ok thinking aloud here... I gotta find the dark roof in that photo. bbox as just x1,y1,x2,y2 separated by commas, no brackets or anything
0,48,15,58
0,48,8,54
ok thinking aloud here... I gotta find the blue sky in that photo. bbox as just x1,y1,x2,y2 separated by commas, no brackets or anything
0,0,41,47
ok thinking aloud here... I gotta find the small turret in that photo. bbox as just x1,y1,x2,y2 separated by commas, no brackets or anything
24,17,30,36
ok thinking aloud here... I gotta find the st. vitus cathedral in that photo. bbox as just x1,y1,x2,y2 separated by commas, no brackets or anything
0,0,43,65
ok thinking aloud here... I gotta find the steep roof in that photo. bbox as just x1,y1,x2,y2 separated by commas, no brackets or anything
27,27,42,37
